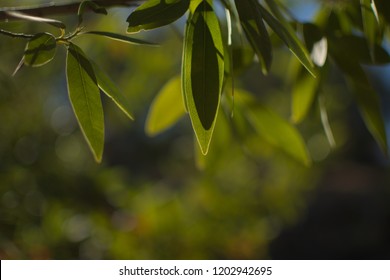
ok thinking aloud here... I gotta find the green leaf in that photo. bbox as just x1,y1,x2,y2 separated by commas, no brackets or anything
291,68,319,123
329,43,388,153
319,95,336,148
24,33,56,67
146,75,186,136
81,31,157,45
375,0,390,23
78,0,107,25
5,11,66,29
361,0,379,59
127,0,190,33
182,0,224,155
234,0,272,74
91,61,134,120
66,43,104,162
236,89,311,165
329,35,390,65
258,4,316,77
350,78,387,153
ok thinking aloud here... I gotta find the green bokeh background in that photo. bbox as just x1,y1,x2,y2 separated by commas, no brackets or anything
1,1,390,259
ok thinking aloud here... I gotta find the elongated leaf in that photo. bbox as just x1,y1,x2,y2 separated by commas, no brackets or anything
78,0,107,25
350,78,387,153
291,69,319,123
329,35,390,65
234,0,272,74
329,43,388,153
24,33,56,67
146,75,186,136
236,89,311,165
375,0,390,23
183,0,224,155
5,11,65,29
66,43,104,162
258,4,316,77
319,95,336,148
82,31,156,45
361,0,379,59
91,61,134,120
127,0,190,33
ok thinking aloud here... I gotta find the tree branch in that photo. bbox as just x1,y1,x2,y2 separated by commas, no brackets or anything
0,0,142,21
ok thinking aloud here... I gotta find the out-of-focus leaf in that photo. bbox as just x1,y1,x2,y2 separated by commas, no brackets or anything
370,0,380,23
146,75,186,136
258,4,316,77
24,33,56,67
5,11,65,29
328,34,390,65
91,61,134,120
182,0,224,155
351,78,387,153
236,89,311,165
232,47,255,74
234,0,272,74
303,23,323,51
78,0,107,25
361,0,379,58
82,31,157,45
127,0,190,33
291,69,320,124
330,42,388,153
375,0,390,23
66,43,104,162
319,95,336,148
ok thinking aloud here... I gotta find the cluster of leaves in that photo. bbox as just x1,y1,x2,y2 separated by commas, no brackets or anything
1,1,155,162
140,0,390,164
1,0,390,165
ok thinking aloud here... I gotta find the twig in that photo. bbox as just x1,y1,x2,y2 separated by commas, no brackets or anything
0,0,142,21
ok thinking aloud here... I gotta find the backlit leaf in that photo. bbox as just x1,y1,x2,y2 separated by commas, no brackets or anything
66,43,104,162
236,89,311,165
234,0,272,74
146,75,186,136
291,68,319,123
319,95,336,148
24,33,56,67
182,0,224,155
127,0,190,33
91,61,134,120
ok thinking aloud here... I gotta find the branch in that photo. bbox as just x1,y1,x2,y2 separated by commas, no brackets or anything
0,0,142,21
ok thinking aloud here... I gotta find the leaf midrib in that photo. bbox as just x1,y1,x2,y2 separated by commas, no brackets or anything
72,47,98,142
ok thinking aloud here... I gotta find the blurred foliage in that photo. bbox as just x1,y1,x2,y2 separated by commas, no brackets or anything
1,0,390,260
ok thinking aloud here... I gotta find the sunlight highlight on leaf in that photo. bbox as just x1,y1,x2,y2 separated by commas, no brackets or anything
146,75,186,136
66,43,104,162
182,0,224,155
